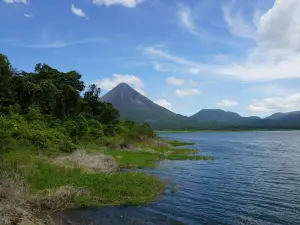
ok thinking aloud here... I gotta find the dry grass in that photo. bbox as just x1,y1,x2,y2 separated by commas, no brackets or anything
31,185,89,212
0,170,89,225
53,150,118,173
0,172,46,225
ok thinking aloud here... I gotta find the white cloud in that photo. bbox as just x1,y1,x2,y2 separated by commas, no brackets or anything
20,37,107,48
154,99,172,110
175,89,200,97
166,77,185,86
217,99,238,108
144,1,300,83
247,93,300,113
94,74,146,95
165,77,197,87
177,5,197,35
222,3,256,40
177,4,217,40
218,0,300,82
3,0,29,4
145,47,197,66
92,0,144,8
24,14,33,18
144,46,203,74
71,4,88,19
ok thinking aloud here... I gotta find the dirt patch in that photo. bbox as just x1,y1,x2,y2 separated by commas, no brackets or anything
53,150,118,173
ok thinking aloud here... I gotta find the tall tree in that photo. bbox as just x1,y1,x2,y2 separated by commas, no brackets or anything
0,54,14,113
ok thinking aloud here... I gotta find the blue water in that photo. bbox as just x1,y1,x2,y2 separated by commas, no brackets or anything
57,131,300,225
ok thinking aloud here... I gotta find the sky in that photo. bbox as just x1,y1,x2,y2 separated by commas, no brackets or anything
1,0,300,118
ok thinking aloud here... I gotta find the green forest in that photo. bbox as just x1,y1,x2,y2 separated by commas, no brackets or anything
0,53,156,153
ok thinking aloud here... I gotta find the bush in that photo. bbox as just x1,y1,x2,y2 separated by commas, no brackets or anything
123,123,156,142
86,119,104,139
0,113,75,153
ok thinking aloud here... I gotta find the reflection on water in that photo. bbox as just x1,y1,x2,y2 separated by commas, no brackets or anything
55,131,300,225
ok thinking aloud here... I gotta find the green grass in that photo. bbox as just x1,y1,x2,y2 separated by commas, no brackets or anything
103,149,163,168
3,148,166,208
2,138,214,210
166,140,195,147
103,147,212,169
27,162,166,207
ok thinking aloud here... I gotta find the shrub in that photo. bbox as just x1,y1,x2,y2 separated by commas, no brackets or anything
86,119,104,139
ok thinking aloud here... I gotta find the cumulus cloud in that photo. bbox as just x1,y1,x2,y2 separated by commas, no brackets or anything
175,89,200,97
217,99,238,108
149,1,300,83
247,93,300,113
92,0,144,8
218,0,300,82
142,0,300,84
24,14,33,18
3,0,29,4
154,99,172,110
71,4,88,19
94,74,146,95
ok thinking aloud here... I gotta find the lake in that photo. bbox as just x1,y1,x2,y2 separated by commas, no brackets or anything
56,131,300,225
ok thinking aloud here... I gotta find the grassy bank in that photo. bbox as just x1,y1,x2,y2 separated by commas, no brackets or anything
2,139,214,211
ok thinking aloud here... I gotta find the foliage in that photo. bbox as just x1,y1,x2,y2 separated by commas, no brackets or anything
27,162,165,207
0,54,155,154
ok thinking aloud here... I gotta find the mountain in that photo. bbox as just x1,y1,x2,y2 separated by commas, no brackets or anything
262,111,300,128
266,111,300,120
101,83,300,130
189,109,261,125
101,83,191,129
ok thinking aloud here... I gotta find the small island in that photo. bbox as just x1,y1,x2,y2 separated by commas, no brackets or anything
0,54,213,225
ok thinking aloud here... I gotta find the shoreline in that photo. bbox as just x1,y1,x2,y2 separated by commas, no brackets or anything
1,137,214,224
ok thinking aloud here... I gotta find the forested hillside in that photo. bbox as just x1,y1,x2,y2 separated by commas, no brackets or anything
0,54,155,153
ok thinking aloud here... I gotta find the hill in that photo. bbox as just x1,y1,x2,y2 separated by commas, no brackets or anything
101,83,300,130
266,111,300,120
101,83,192,129
190,109,261,125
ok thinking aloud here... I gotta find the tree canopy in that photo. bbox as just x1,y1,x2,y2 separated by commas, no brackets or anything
0,54,155,153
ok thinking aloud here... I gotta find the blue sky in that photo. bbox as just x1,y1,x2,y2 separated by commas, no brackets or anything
1,0,300,117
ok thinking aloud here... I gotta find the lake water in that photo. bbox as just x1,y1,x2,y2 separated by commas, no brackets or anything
57,131,300,225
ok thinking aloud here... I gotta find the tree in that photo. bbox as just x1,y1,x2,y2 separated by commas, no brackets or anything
0,54,14,113
83,84,120,125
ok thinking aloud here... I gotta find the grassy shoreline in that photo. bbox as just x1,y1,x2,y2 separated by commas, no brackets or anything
1,138,214,215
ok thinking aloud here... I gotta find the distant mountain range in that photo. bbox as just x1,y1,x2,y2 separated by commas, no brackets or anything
101,83,300,130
